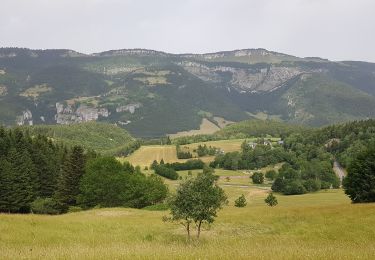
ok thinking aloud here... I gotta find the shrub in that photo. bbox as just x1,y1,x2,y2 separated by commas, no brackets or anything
283,180,307,195
251,172,264,184
154,165,179,180
234,194,247,207
68,206,83,213
303,179,321,192
265,193,278,207
265,170,278,180
31,198,65,215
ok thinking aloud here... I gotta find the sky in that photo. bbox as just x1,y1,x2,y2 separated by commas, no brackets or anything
1,0,374,62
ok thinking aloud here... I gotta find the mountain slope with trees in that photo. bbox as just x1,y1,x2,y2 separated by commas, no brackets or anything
1,47,375,137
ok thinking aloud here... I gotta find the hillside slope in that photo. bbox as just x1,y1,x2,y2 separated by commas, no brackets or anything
1,47,375,136
26,122,137,155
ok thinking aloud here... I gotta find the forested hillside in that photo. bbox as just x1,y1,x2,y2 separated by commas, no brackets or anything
0,126,167,214
1,48,375,137
25,122,138,155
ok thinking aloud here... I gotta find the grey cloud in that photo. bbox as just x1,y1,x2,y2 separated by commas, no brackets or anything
0,0,374,62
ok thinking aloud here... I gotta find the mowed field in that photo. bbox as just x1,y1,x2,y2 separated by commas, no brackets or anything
1,186,375,259
120,145,182,167
120,139,247,167
168,118,220,138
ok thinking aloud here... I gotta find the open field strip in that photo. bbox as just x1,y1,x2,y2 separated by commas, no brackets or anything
1,189,374,259
168,118,220,138
119,145,184,167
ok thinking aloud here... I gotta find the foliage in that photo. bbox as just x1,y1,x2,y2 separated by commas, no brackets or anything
153,165,179,180
234,194,247,207
0,127,69,213
343,145,375,203
176,144,193,159
31,197,64,215
54,146,86,207
265,193,278,207
196,144,218,157
78,157,168,208
251,172,264,184
265,170,278,180
165,159,205,171
26,122,138,156
166,167,227,238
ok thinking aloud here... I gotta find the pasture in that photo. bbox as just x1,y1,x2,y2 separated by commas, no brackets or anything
1,185,374,259
121,145,183,167
168,118,220,138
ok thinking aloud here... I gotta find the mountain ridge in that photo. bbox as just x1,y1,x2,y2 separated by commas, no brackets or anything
0,46,374,137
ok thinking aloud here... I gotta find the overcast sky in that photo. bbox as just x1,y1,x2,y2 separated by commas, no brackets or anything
1,0,374,62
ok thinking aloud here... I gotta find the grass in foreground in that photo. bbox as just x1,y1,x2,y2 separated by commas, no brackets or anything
1,188,374,259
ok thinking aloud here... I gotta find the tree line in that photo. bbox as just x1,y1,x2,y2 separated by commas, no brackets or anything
0,127,168,214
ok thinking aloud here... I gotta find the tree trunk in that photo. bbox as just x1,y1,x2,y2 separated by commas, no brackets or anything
187,222,190,239
197,220,202,238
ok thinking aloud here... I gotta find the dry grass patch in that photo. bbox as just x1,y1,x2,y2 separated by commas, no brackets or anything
0,85,7,96
119,145,184,167
169,118,220,138
20,84,52,99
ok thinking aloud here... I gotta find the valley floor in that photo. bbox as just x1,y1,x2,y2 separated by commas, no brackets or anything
1,188,374,259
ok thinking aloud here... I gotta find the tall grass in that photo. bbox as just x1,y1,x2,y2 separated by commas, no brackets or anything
1,189,374,259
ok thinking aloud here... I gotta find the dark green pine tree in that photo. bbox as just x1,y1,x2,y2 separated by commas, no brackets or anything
7,148,36,213
30,135,61,198
55,146,86,206
0,159,14,212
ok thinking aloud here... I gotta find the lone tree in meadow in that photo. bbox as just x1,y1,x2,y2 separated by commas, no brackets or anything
251,172,264,184
265,193,278,207
343,146,375,203
165,167,227,238
234,194,247,207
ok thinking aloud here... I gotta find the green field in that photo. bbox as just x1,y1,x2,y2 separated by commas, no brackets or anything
121,145,184,167
1,185,374,259
121,139,249,167
2,138,375,259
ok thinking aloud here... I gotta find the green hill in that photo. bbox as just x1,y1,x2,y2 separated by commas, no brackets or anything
26,122,138,155
1,47,375,137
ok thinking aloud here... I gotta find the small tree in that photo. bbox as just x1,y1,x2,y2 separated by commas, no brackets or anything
265,193,278,207
166,167,227,238
251,172,264,184
234,194,247,207
150,160,158,170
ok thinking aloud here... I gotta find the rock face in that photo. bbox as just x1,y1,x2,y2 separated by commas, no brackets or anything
16,110,33,125
115,103,142,114
180,61,305,92
55,103,109,124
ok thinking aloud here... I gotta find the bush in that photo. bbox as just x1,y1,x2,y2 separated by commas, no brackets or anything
78,157,168,208
234,194,247,207
271,177,285,192
166,159,205,171
251,172,264,184
68,206,83,213
283,180,307,195
265,170,278,180
154,165,179,180
303,179,321,192
265,193,278,206
31,198,65,215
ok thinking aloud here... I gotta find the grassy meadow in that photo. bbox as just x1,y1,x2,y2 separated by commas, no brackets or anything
121,145,183,167
1,186,374,259
120,139,248,167
2,140,375,259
